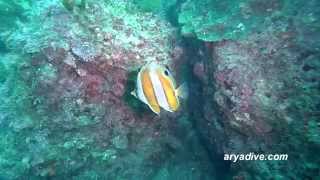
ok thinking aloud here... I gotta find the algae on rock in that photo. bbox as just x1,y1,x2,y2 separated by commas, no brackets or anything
177,0,301,42
178,0,255,41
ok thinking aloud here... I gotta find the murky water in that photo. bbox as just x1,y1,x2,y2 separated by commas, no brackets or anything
0,0,319,179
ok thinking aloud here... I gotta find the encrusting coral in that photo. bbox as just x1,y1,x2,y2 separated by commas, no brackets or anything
0,0,319,179
0,0,215,179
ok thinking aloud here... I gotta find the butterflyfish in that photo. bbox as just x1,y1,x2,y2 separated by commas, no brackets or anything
131,62,187,114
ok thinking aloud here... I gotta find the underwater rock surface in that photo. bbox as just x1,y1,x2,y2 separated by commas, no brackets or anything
0,0,214,179
186,1,320,178
0,0,319,179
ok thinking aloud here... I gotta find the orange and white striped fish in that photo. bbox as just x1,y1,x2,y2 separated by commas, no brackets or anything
131,62,188,114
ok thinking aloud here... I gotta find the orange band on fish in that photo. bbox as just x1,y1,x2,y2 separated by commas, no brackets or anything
157,69,179,111
132,62,186,115
141,68,160,114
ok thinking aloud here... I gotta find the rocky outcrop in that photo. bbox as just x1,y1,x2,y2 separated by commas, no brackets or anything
0,0,215,179
190,19,320,180
175,0,320,178
0,0,319,179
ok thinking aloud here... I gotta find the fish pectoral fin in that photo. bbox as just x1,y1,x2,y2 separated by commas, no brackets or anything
131,90,137,98
176,82,188,99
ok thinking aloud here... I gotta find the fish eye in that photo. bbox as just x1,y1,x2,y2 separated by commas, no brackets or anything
164,69,169,76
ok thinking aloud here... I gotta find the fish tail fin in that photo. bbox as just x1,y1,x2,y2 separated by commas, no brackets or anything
176,82,188,99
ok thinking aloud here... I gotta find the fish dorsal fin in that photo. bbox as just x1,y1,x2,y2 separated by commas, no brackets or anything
176,82,188,99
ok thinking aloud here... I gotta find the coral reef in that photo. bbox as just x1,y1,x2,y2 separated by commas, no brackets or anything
0,0,319,179
177,0,263,41
186,0,320,178
177,0,320,45
0,0,214,179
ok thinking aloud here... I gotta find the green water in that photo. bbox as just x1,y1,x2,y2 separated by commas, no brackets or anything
0,0,319,179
